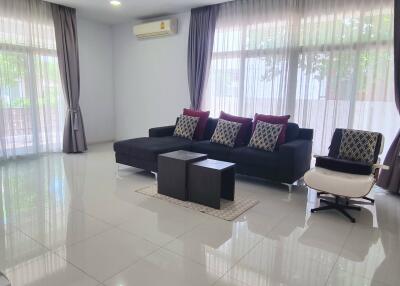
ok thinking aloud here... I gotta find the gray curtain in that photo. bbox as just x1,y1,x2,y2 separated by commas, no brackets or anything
51,4,87,153
187,5,219,110
377,0,400,194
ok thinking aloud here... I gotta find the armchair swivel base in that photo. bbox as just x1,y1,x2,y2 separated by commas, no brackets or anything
311,196,361,223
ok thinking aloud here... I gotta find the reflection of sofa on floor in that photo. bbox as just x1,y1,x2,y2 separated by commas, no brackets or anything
114,118,313,185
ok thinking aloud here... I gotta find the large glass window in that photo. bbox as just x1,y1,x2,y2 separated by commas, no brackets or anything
204,0,397,155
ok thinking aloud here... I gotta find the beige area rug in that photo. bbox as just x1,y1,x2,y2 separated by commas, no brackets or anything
135,185,259,221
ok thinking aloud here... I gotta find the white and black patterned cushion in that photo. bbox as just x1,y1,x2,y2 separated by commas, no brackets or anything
338,129,379,164
210,119,242,147
173,115,199,140
248,121,283,152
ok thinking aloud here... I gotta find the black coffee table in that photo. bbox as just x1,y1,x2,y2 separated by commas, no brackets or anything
157,150,207,200
188,159,235,209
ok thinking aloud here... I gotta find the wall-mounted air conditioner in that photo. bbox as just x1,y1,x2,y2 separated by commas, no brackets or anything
133,19,178,39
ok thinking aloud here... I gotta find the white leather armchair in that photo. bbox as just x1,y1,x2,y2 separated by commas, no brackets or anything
304,129,389,223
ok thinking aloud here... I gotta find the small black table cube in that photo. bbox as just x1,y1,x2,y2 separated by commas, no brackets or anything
188,159,236,209
157,150,207,200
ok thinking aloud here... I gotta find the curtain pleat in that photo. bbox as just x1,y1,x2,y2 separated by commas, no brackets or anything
204,0,397,156
188,5,219,110
377,0,400,194
0,0,65,159
51,4,87,153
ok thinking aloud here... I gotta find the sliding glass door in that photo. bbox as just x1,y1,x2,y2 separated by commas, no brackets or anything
0,0,65,159
0,49,64,158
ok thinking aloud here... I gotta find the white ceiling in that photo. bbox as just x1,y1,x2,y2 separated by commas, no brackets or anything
46,0,226,24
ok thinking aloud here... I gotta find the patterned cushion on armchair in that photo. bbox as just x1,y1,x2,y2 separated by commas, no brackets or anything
317,128,383,176
338,129,380,164
328,128,382,164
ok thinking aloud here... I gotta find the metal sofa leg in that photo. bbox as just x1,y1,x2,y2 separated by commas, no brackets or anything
296,178,305,186
282,183,293,192
115,164,123,177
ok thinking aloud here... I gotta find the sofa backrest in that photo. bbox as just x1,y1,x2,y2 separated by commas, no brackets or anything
202,117,304,144
286,123,300,142
203,118,218,140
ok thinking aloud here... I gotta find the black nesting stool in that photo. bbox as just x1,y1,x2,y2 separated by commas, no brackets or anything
157,150,207,200
188,159,235,209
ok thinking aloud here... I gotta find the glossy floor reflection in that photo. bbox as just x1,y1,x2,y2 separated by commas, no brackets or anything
0,143,399,286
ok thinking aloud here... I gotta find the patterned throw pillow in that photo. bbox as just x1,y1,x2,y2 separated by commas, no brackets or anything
173,115,199,140
210,119,242,147
338,129,379,164
248,121,283,151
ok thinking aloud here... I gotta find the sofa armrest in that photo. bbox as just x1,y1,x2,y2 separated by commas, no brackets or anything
149,125,175,137
278,139,313,183
298,128,314,140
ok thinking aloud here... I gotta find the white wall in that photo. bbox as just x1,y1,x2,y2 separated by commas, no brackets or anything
77,15,115,144
112,12,191,140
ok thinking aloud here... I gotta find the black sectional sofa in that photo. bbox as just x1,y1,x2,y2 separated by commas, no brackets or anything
114,118,313,185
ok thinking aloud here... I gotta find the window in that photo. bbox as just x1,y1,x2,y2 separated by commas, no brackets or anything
0,0,65,159
204,0,397,155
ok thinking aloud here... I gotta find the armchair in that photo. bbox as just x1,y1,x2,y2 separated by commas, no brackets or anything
304,128,389,223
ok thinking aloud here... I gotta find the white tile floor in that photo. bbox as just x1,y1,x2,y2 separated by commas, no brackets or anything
0,143,399,286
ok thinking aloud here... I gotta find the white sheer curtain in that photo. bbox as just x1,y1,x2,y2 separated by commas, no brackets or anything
204,0,398,155
0,0,65,159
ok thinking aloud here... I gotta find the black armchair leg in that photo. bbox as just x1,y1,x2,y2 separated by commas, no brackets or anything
362,196,375,204
311,197,361,223
338,208,356,223
311,205,335,212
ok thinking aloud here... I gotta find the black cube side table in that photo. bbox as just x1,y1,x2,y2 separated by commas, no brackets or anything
188,159,236,209
158,150,207,200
